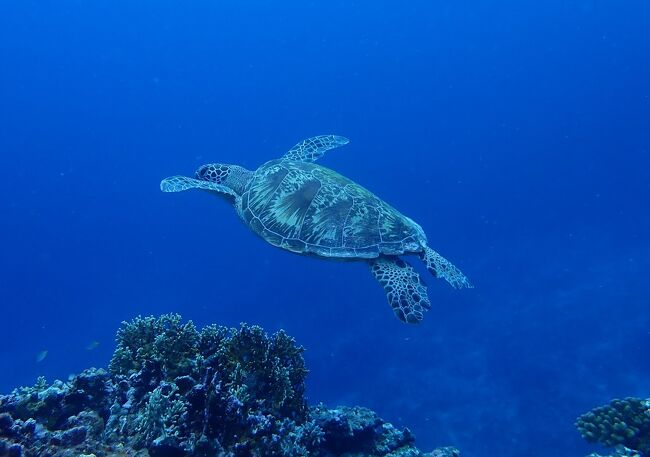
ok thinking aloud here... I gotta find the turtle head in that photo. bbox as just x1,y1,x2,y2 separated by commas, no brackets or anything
195,163,252,196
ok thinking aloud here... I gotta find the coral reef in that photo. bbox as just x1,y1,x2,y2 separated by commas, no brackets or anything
585,448,643,457
576,397,650,456
576,397,650,453
0,314,459,457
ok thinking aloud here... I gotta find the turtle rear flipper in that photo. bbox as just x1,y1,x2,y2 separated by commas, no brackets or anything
421,246,472,289
369,257,430,324
160,175,238,198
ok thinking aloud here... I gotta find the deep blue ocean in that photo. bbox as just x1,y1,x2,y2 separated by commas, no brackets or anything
1,1,649,456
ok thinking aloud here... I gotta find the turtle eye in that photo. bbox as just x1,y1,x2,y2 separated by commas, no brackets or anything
196,164,230,183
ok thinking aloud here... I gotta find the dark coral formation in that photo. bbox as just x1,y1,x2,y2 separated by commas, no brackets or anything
576,397,650,456
0,314,458,457
584,449,643,457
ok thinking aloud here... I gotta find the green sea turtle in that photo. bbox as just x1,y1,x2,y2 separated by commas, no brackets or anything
161,135,471,324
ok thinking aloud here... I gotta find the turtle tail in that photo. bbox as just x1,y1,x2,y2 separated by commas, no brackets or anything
420,246,473,289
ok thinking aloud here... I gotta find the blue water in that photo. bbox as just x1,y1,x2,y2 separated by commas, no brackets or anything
1,1,649,456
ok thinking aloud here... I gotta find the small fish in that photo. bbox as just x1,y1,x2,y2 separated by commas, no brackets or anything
85,341,100,351
35,350,48,363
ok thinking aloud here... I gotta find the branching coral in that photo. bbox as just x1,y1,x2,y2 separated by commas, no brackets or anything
215,324,308,420
109,313,200,379
133,382,187,448
104,316,309,453
1,314,450,457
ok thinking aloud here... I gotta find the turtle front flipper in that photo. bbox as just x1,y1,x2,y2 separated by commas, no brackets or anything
160,175,238,198
281,135,349,163
421,246,472,289
369,257,431,324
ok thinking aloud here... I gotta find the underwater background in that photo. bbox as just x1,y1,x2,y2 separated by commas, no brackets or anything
1,1,649,456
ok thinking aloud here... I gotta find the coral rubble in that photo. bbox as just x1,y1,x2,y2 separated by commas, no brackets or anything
0,314,458,457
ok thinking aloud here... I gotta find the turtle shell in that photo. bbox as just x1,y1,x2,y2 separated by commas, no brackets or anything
240,160,426,259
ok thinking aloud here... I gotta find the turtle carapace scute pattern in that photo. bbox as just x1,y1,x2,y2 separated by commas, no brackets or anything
161,135,472,324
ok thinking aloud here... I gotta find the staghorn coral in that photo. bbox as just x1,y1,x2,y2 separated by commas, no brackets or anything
215,323,308,420
132,382,188,448
0,314,458,457
576,397,650,454
109,313,200,379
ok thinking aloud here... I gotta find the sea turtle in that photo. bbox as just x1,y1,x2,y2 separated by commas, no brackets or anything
161,135,471,324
